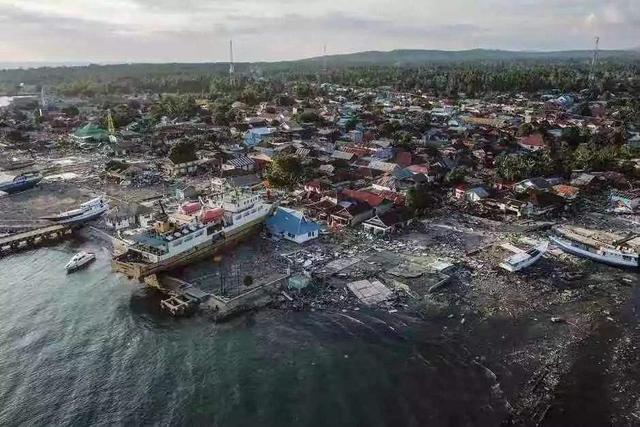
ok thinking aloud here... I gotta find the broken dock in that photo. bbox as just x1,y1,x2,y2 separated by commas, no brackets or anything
147,272,290,320
0,224,73,256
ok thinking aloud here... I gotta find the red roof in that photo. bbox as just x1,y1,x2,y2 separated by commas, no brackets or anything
341,189,386,208
519,133,545,147
344,146,370,158
201,208,224,224
372,190,406,206
395,151,412,168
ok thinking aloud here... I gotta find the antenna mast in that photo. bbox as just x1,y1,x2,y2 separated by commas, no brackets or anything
229,39,235,87
589,36,599,84
323,43,327,74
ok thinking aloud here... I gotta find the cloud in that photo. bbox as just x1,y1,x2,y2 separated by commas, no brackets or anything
0,0,638,62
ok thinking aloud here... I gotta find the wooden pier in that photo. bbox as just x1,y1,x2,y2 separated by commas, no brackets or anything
0,224,73,255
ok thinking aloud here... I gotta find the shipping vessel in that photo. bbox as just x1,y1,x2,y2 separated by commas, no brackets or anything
550,225,640,268
112,191,272,280
42,196,109,225
0,171,42,194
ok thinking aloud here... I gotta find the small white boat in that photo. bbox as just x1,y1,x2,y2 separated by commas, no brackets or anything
65,251,96,273
500,241,548,272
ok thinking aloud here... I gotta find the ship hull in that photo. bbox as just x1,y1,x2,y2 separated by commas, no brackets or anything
550,235,639,268
0,178,42,194
112,218,264,280
57,207,107,225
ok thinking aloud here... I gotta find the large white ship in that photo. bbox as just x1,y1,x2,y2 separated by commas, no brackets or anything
550,225,640,268
112,190,272,279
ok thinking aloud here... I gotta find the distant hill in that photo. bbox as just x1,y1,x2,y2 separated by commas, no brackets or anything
290,48,640,67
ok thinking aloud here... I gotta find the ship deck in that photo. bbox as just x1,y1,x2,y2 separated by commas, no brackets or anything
556,226,640,252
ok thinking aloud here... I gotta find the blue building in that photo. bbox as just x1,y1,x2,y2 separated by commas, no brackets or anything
266,207,321,244
244,127,276,147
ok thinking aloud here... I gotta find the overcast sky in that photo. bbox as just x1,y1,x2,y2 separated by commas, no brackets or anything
0,0,638,63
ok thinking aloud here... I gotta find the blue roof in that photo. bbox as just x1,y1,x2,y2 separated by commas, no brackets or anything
266,207,320,236
244,127,275,146
247,127,275,136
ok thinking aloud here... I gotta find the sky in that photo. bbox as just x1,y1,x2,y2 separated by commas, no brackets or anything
0,0,638,63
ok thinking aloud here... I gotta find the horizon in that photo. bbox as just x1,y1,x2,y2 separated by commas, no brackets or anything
0,46,638,70
1,0,638,63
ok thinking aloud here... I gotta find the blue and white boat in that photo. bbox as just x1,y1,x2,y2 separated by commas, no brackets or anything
44,196,109,225
550,225,640,268
0,172,42,194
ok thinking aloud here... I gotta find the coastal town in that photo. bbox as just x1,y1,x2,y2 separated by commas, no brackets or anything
1,59,640,422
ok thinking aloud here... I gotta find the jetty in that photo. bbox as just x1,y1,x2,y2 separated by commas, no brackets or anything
0,224,73,255
146,272,290,320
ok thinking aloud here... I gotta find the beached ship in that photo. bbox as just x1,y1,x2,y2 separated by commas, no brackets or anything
550,225,640,268
0,171,42,195
499,241,548,272
42,196,109,225
112,190,272,280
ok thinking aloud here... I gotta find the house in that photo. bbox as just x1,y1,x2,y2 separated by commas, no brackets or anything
305,196,339,223
304,179,331,194
515,178,552,193
166,158,212,177
176,184,198,201
134,203,155,228
609,190,640,213
570,173,597,189
223,156,255,173
372,174,403,192
330,202,374,228
107,203,153,230
211,175,263,192
466,187,489,202
518,133,546,151
244,127,276,147
318,164,335,175
552,184,580,201
266,207,321,244
525,191,565,216
368,160,400,174
331,150,355,161
341,189,393,215
363,209,414,235
395,151,412,168
405,164,443,183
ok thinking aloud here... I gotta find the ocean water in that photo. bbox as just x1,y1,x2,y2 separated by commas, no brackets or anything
0,239,508,426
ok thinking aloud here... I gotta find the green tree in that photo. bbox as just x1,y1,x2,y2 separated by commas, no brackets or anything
517,123,533,137
168,140,197,164
445,167,468,184
406,186,434,214
560,126,586,149
265,154,304,189
61,105,80,117
392,130,414,149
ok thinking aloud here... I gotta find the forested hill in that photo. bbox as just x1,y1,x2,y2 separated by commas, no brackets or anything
293,48,640,67
1,48,639,96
